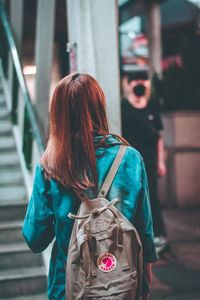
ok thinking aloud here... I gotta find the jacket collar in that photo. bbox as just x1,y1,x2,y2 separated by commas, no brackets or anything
93,134,122,146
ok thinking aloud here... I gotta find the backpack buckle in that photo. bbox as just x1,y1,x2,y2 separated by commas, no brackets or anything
91,208,100,218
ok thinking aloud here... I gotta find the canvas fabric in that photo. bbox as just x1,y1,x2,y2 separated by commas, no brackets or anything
66,145,143,300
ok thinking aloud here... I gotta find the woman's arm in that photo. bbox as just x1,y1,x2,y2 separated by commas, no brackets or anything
22,165,55,253
157,136,166,177
145,263,152,285
142,263,152,300
134,159,158,263
133,158,158,298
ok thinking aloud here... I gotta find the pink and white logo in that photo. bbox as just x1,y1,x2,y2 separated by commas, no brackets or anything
97,253,117,272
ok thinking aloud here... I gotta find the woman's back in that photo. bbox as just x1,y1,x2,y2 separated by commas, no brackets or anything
23,135,157,299
22,73,157,300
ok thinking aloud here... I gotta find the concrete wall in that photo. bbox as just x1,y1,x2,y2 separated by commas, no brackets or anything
158,112,200,208
35,0,56,138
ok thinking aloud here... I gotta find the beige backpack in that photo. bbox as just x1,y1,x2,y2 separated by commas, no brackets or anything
66,146,143,300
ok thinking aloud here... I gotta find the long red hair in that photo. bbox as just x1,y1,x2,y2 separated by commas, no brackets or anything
41,73,111,189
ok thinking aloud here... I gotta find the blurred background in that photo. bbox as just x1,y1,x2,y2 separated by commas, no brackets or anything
0,0,200,299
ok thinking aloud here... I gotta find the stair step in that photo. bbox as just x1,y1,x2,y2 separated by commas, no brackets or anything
0,169,23,186
0,186,27,202
0,152,20,168
0,95,6,105
0,121,12,136
0,242,43,270
0,100,6,108
0,136,16,151
0,221,24,244
0,109,10,120
0,200,27,221
0,267,47,298
0,294,48,300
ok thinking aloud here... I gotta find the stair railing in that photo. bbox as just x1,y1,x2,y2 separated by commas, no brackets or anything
0,1,44,173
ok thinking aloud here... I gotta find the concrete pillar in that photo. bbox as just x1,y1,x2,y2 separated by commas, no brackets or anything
35,0,55,138
66,0,121,134
7,0,23,112
10,0,23,56
147,2,162,79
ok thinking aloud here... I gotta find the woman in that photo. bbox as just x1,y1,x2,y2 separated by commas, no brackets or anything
23,73,157,300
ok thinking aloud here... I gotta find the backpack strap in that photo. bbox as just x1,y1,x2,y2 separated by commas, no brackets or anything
74,145,127,201
97,145,127,198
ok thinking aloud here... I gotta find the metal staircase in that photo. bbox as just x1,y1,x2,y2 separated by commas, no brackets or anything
0,2,48,299
0,88,47,299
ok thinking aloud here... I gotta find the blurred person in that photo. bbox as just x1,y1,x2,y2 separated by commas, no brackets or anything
23,73,157,300
121,70,169,255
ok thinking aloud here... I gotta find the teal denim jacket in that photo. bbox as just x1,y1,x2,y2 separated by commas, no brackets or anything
23,135,157,299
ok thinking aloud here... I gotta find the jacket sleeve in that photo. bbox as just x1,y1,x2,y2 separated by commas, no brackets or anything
134,159,158,263
22,165,55,253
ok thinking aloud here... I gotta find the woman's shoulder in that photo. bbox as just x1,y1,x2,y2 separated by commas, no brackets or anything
96,135,143,163
124,145,143,163
32,164,44,179
105,144,143,172
34,163,46,179
32,164,51,192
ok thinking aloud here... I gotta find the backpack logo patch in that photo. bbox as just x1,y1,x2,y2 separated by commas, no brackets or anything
97,253,117,272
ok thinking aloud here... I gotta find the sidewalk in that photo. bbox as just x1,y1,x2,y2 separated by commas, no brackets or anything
151,209,200,300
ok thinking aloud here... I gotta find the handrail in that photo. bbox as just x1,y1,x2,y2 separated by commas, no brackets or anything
0,2,44,154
